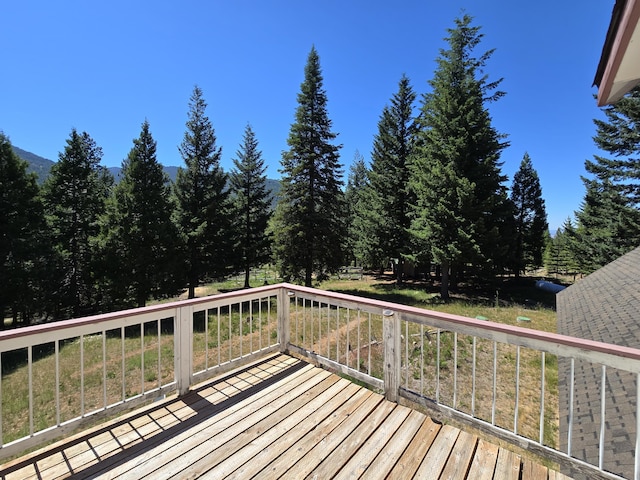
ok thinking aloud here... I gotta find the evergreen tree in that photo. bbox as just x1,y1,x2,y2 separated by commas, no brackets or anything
344,151,370,267
569,87,640,273
273,46,344,286
367,75,417,284
42,129,113,318
510,153,548,277
98,120,181,308
174,86,231,298
0,133,48,325
410,14,510,299
229,124,272,288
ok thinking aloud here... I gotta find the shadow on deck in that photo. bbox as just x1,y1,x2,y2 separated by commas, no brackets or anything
0,353,570,479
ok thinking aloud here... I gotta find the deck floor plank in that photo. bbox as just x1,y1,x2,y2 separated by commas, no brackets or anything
103,364,325,479
251,384,374,479
494,447,522,480
333,404,414,479
386,416,442,478
359,409,427,480
304,399,397,479
0,353,572,480
466,438,499,480
413,424,461,478
201,378,357,479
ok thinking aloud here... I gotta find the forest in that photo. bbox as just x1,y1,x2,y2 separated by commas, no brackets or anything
1,15,639,327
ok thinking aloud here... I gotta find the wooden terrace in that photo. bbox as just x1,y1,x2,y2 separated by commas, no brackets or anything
0,353,569,479
0,284,638,479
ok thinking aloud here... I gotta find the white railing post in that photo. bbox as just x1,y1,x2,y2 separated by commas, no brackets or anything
175,305,193,396
383,309,400,402
277,289,292,353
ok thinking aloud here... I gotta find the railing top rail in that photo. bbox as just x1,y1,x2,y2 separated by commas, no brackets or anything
0,283,284,343
282,283,640,365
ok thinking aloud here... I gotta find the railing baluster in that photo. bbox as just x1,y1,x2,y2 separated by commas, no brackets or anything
346,308,350,369
405,320,409,390
81,335,85,416
472,336,476,416
515,345,521,435
157,319,161,390
540,351,545,444
55,340,60,426
568,357,575,456
240,302,243,359
102,330,107,409
250,299,253,353
326,303,330,359
492,340,497,425
140,323,145,394
635,373,640,480
294,296,299,347
336,306,339,363
28,345,33,436
420,324,424,395
217,308,221,366
302,298,306,348
228,305,232,364
453,332,458,409
0,352,3,446
205,309,209,370
368,312,372,376
121,326,125,402
599,364,606,470
436,329,441,404
357,309,361,371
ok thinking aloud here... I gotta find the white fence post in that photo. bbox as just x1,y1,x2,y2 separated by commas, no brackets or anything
175,305,193,396
383,309,400,402
278,289,292,353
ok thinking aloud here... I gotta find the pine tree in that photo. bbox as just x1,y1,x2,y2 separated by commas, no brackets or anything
569,87,640,273
174,86,231,298
98,120,181,308
0,133,48,325
410,14,510,299
273,46,344,286
510,153,548,277
344,151,370,267
229,124,272,288
42,129,113,318
367,75,416,284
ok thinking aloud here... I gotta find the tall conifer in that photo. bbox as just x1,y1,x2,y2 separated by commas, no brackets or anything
368,75,416,284
174,86,231,298
273,46,344,286
510,153,548,277
410,14,510,299
0,133,47,325
42,129,112,318
99,121,180,308
229,124,271,288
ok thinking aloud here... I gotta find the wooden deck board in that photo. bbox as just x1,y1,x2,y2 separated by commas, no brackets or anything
0,353,571,480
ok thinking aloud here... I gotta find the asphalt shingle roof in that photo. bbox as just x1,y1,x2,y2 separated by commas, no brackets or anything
557,246,640,480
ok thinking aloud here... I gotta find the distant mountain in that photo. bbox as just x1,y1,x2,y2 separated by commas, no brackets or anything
11,146,54,183
12,146,281,206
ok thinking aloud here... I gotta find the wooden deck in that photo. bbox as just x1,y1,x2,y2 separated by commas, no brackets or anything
0,353,571,479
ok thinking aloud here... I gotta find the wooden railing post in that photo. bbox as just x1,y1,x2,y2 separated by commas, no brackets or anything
383,309,401,402
175,305,193,396
277,289,293,353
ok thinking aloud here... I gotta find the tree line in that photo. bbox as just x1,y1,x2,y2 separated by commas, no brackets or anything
3,14,636,326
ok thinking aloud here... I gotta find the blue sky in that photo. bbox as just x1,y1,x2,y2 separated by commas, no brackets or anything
1,1,613,230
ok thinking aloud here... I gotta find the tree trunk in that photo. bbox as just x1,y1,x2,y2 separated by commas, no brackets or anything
396,258,403,285
244,265,251,289
440,259,450,300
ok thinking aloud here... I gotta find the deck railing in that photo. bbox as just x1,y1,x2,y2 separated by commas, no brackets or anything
0,283,638,480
